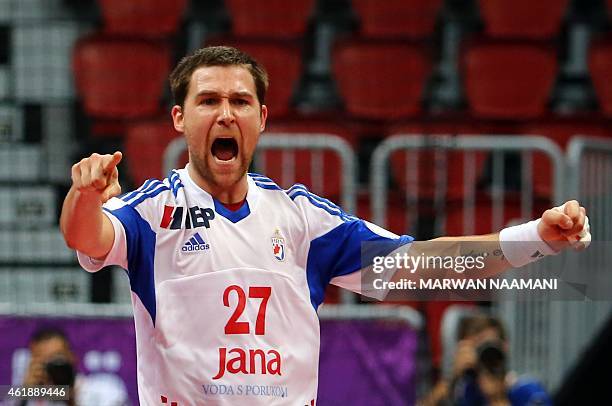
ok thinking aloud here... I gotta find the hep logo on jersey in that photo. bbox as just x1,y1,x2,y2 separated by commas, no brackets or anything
160,205,215,229
271,229,285,261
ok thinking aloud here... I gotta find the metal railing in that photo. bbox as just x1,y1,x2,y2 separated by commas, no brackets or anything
369,134,567,388
256,134,357,214
546,136,612,389
370,134,565,232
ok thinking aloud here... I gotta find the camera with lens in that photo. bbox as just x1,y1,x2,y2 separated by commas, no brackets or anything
44,356,76,386
458,340,507,382
475,340,507,379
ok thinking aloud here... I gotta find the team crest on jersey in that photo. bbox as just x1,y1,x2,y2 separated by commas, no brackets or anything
271,229,285,261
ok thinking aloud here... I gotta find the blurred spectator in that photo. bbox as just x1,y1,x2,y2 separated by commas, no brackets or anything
420,315,552,406
20,327,128,406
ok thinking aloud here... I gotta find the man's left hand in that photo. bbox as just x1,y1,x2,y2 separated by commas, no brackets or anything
538,200,590,251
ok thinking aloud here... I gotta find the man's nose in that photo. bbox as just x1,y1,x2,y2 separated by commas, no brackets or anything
216,99,235,126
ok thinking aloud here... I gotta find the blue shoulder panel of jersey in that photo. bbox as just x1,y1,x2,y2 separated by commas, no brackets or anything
119,178,170,208
285,184,358,223
248,173,282,190
119,178,157,202
105,205,157,326
306,219,413,309
168,170,184,198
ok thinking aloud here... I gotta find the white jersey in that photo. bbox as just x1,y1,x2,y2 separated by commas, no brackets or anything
78,167,412,405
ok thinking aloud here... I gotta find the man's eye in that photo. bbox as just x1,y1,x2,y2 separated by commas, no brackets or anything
232,99,249,106
202,98,217,105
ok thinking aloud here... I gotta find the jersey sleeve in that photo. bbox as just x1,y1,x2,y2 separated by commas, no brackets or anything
286,184,413,306
76,207,128,271
76,179,164,273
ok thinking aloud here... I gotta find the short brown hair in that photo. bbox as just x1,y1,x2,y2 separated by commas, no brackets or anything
169,46,268,108
458,314,507,342
30,327,71,348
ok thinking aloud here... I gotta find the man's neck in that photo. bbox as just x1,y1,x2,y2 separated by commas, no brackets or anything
187,164,248,204
220,200,246,211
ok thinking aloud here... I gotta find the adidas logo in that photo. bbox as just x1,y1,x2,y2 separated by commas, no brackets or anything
181,232,210,253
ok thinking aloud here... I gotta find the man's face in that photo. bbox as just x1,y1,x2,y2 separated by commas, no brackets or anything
31,337,73,363
470,327,503,347
172,65,267,192
29,337,74,385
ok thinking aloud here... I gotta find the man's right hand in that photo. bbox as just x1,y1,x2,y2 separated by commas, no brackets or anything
453,339,477,378
61,151,122,258
71,151,122,202
23,356,46,386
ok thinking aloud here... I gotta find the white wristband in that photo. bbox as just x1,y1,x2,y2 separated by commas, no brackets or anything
499,219,558,268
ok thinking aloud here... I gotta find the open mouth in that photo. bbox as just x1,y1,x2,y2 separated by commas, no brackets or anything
211,138,238,161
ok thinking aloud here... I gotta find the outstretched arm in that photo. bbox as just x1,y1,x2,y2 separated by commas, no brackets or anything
60,151,122,259
416,200,589,276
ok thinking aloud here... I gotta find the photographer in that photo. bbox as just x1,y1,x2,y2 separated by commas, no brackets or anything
20,327,128,406
21,328,77,406
421,315,551,406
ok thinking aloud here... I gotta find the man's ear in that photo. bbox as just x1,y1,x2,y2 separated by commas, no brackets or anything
259,105,268,132
171,105,184,132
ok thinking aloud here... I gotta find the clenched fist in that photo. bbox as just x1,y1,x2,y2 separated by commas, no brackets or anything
71,151,123,203
538,200,590,251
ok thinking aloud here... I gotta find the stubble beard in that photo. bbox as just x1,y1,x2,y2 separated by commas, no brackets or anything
190,150,252,191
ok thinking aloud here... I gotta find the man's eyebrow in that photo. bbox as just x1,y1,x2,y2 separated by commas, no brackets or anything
195,90,254,98
195,90,221,97
230,91,255,98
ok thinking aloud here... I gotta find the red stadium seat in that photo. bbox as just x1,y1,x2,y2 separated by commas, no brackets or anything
589,37,612,118
386,123,491,202
444,195,549,236
97,0,188,38
73,36,171,126
206,39,303,118
478,0,569,39
462,41,558,119
356,191,413,235
390,146,488,202
351,0,443,39
258,121,357,199
520,119,610,198
523,119,609,149
265,120,357,145
225,0,315,38
333,41,432,120
125,119,185,186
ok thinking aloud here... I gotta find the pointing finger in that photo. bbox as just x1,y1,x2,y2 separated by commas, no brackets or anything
102,151,123,172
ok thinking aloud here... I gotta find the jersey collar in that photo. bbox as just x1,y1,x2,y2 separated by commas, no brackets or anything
179,165,259,223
